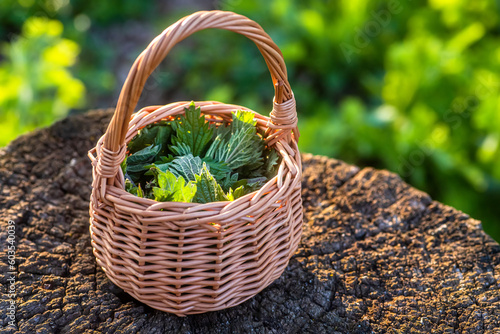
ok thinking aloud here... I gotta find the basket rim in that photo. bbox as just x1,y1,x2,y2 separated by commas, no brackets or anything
89,100,301,218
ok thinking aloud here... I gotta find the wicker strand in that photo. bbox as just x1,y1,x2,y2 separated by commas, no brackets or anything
266,93,299,146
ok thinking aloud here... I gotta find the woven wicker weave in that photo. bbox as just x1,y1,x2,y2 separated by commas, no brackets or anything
88,10,302,316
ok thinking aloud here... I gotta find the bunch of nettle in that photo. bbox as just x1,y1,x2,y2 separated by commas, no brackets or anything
121,103,280,203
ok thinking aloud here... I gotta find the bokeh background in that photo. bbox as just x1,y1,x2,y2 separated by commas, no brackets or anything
1,0,499,241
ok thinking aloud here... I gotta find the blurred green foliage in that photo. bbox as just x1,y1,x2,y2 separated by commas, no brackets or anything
0,16,84,145
170,0,500,240
0,0,499,240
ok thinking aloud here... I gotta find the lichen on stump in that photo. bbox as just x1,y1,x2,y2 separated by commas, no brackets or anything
0,109,499,333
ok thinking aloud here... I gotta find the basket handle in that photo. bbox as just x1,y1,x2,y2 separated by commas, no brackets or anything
103,10,297,152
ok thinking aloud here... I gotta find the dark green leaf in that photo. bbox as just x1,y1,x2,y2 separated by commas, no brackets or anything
220,172,239,192
205,110,264,170
125,179,143,198
170,103,213,156
265,149,280,178
192,164,227,203
168,154,204,182
127,144,161,165
128,121,172,154
126,144,161,177
202,156,232,180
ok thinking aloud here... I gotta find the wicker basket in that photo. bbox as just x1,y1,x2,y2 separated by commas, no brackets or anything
88,10,302,316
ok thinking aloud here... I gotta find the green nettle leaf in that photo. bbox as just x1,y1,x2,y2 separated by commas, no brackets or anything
154,124,173,156
125,178,135,191
159,155,176,163
225,177,266,201
167,154,204,182
265,149,280,178
123,171,137,186
126,164,151,174
125,171,145,185
136,184,144,198
128,121,172,154
170,103,213,156
202,156,232,180
247,177,267,185
120,156,127,174
220,172,239,192
121,105,279,204
212,122,231,141
125,179,143,198
151,162,170,173
227,185,246,201
143,179,157,199
236,160,266,179
232,110,257,131
152,187,171,202
147,155,176,173
125,144,162,181
192,164,228,204
233,177,266,191
127,144,161,166
170,142,191,156
153,169,197,202
205,110,264,170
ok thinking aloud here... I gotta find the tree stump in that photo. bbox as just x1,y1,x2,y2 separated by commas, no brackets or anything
0,110,499,334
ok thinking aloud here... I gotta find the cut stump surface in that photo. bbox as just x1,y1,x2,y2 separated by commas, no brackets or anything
0,110,499,333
